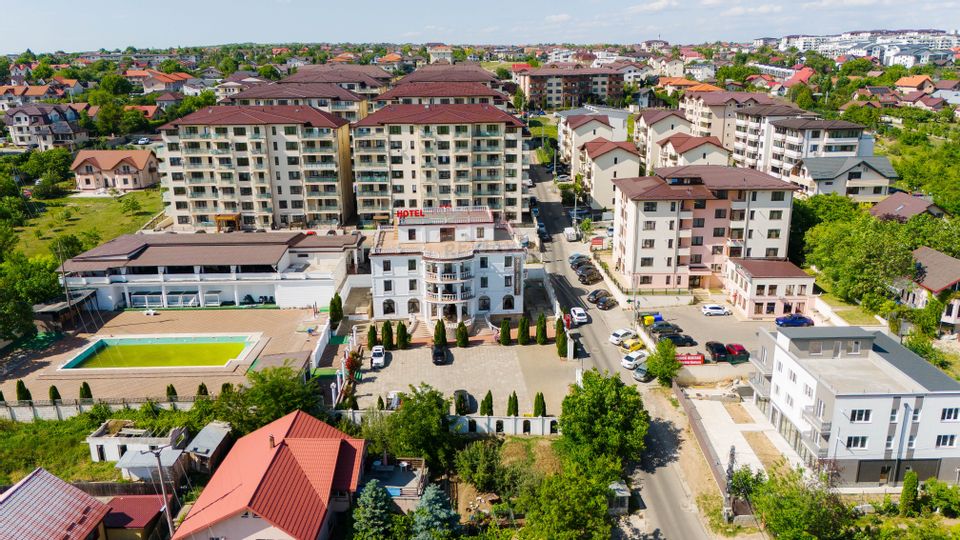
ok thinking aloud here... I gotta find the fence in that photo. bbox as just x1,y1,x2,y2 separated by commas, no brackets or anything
672,381,727,498
0,396,200,423
335,409,560,437
311,318,333,370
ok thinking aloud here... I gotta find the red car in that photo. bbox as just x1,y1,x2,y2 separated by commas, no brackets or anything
725,343,750,364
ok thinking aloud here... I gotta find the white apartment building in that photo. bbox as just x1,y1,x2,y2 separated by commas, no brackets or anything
158,106,353,231
227,82,367,122
558,114,615,172
653,133,729,169
785,156,896,203
898,247,960,333
611,165,794,290
684,62,716,82
750,327,960,485
680,92,777,151
577,139,642,210
732,103,818,172
369,207,524,324
428,45,454,64
351,104,528,224
633,110,691,172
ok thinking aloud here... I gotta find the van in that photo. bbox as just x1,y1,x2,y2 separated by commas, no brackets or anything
564,227,580,241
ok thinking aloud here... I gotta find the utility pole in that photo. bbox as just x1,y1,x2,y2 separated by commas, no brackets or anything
142,447,175,536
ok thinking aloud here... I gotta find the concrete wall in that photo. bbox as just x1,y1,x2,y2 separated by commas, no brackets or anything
336,409,560,437
0,398,196,423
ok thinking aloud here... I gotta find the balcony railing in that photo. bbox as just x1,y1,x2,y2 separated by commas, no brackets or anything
425,290,474,302
424,271,473,282
802,406,832,433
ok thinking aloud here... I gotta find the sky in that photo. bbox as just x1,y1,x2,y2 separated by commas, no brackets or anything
3,0,960,54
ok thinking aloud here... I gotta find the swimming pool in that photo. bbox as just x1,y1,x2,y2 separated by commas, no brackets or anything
61,334,260,370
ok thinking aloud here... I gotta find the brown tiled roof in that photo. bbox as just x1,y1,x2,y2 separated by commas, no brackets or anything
769,118,863,130
736,104,810,117
71,150,155,172
655,165,795,190
229,82,361,102
159,106,348,130
613,176,716,201
354,104,523,127
729,258,811,279
280,67,387,87
524,66,620,76
566,114,611,130
398,64,498,84
376,82,508,100
636,109,688,126
0,468,110,540
869,192,939,220
686,91,776,106
104,495,169,529
912,246,960,292
658,133,724,154
934,79,960,90
581,138,640,159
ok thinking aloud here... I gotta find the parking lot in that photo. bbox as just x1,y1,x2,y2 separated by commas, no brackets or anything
646,303,775,358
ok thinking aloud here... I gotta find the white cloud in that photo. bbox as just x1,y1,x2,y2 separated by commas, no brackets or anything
627,0,678,13
722,3,783,16
545,13,572,23
699,0,725,4
802,0,887,7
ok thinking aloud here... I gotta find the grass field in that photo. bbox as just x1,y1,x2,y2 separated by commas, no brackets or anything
480,61,512,73
808,273,881,326
74,342,244,368
17,189,163,258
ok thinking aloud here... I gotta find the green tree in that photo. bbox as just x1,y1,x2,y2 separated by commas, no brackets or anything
257,65,279,80
79,382,92,399
15,380,31,402
901,470,919,517
328,292,343,326
120,109,148,135
517,315,530,345
521,469,611,540
381,321,394,350
158,59,183,74
499,318,511,345
536,313,547,345
215,366,321,434
361,407,393,464
646,339,680,387
166,384,177,400
119,196,143,215
22,148,73,182
454,391,469,416
729,466,765,505
533,392,546,417
49,234,84,259
513,88,526,112
412,484,459,539
388,384,455,468
494,66,510,80
455,439,501,492
455,321,468,347
196,383,209,396
396,321,409,349
95,101,124,136
218,57,238,76
48,385,61,401
556,326,567,357
3,254,60,305
367,324,378,347
507,391,518,416
99,73,133,95
353,479,394,540
579,218,593,238
433,319,447,347
751,464,853,539
377,395,385,410
558,369,649,461
0,275,36,340
480,390,493,416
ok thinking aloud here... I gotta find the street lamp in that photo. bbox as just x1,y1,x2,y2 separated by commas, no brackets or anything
140,446,175,536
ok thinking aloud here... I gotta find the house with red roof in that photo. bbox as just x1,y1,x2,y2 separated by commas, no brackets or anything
71,149,160,193
578,138,642,208
172,411,365,540
559,114,614,171
103,495,170,540
895,75,935,95
654,133,729,169
633,109,691,169
0,468,110,540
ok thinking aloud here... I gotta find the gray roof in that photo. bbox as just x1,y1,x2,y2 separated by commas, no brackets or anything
871,332,960,392
186,421,231,456
115,447,184,469
779,327,877,340
799,156,898,180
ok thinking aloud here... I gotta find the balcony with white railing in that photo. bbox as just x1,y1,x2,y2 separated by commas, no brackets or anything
424,270,474,282
425,290,475,302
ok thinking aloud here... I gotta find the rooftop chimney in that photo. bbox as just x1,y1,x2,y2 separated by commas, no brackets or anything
269,434,275,448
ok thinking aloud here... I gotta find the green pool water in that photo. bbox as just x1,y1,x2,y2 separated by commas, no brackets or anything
67,336,250,369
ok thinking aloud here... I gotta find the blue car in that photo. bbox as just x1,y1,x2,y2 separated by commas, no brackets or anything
775,314,814,327
569,208,590,220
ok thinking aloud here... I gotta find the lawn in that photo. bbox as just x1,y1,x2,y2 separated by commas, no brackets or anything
17,189,163,258
529,117,558,165
75,342,244,368
626,114,635,142
501,436,561,476
941,350,960,381
0,416,121,484
807,273,881,326
480,61,512,73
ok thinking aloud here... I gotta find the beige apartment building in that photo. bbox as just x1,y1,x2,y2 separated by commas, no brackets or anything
559,115,614,173
369,82,510,113
227,82,368,122
71,150,160,193
680,92,777,151
158,106,353,231
351,104,528,224
633,109,691,172
577,139,642,210
654,133,729,169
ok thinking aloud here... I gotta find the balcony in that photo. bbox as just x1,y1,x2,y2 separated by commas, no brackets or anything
425,290,474,302
800,430,829,458
188,177,211,184
188,192,210,199
802,406,832,434
304,161,337,170
302,145,336,154
424,271,473,282
679,210,693,220
356,161,389,170
256,192,273,199
748,373,771,398
472,160,502,167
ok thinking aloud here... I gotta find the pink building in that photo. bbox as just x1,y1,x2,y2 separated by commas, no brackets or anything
723,258,814,320
70,150,160,193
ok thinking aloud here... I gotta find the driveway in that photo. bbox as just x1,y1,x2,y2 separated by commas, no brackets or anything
652,304,775,357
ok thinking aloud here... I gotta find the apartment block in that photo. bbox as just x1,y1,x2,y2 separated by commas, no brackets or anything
227,82,367,122
750,327,960,485
397,64,499,87
3,104,88,150
370,82,510,113
280,64,392,99
679,92,776,151
633,109,691,171
559,115,614,172
351,104,527,224
654,133,729,169
516,67,624,109
611,165,794,290
158,106,353,231
577,139,642,210
723,258,814,321
369,206,524,323
786,156,896,203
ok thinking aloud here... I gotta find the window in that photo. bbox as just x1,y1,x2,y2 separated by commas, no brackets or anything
850,409,872,423
908,435,916,449
382,260,391,272
476,227,485,239
848,341,861,354
936,435,957,448
480,276,488,288
407,229,417,240
810,341,822,355
504,256,513,268
504,276,512,287
480,257,488,269
891,409,898,422
693,218,705,228
409,279,417,291
773,384,780,396
775,360,782,372
942,408,959,421
886,436,894,449
803,384,813,398
383,280,392,292
767,229,781,239
788,370,797,383
643,221,656,231
714,209,727,219
913,409,922,422
408,259,417,271
643,202,657,212
846,436,868,449
765,248,779,257
785,395,794,408
712,227,725,237
642,239,655,248
771,191,785,201
640,257,654,267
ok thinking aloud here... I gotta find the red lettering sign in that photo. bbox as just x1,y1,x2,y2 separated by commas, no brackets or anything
395,209,425,218
677,353,705,365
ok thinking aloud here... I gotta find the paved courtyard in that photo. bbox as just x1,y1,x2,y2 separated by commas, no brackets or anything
0,308,318,401
653,303,776,356
354,343,578,416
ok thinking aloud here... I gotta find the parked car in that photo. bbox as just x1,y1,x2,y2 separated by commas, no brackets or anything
587,289,611,303
568,253,587,264
537,222,547,235
700,304,731,316
775,314,814,327
575,264,598,276
136,137,151,145
618,338,644,353
579,272,602,285
609,328,637,345
453,390,475,414
523,178,534,188
569,207,590,220
528,196,538,207
531,207,540,218
649,321,683,335
725,343,750,363
621,350,649,370
659,333,696,347
557,174,571,182
432,345,448,365
597,297,619,310
570,256,591,267
570,307,589,325
606,225,614,237
370,345,386,368
705,341,730,363
633,364,655,383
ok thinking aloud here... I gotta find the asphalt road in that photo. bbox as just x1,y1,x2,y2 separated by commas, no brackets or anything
530,164,711,540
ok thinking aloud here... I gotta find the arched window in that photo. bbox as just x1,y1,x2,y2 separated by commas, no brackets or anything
478,296,491,311
522,419,531,434
502,295,514,310
383,299,395,315
407,299,420,313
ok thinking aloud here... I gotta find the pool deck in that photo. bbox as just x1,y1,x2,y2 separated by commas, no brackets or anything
0,309,318,401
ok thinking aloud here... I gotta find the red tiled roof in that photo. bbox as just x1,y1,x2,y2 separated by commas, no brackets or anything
159,106,348,130
355,104,523,127
566,114,610,130
613,176,716,201
895,75,932,88
104,495,169,529
524,66,620,77
125,105,160,119
581,137,639,159
230,82,361,102
173,411,364,540
376,82,508,101
636,109,688,126
398,64,498,84
655,165,795,190
729,258,811,279
686,91,776,106
869,192,939,220
657,133,724,154
0,468,111,540
71,150,155,172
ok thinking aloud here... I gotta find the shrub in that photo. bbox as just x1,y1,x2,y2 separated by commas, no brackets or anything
456,322,469,347
166,384,178,399
377,395,385,410
499,319,511,345
480,390,493,416
79,382,92,399
367,324,378,348
455,392,469,415
220,382,233,395
455,440,502,492
434,319,447,347
507,391,518,416
901,470,919,517
396,321,409,349
329,293,343,326
381,321,394,350
556,328,568,358
536,313,547,345
517,315,530,345
533,392,546,416
15,380,31,402
48,385,61,401
647,339,681,387
346,351,363,374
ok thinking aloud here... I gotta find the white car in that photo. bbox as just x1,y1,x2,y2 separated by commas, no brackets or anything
700,304,732,316
570,307,588,325
370,345,386,368
557,174,571,182
609,328,637,346
523,178,534,188
136,137,151,145
621,350,649,370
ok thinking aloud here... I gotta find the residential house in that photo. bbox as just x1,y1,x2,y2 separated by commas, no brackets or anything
104,495,170,540
158,106,354,229
786,156,897,202
869,192,946,220
228,82,366,121
3,104,88,150
685,62,717,81
633,109,691,171
50,76,84,96
61,232,364,310
655,77,700,95
611,165,795,290
428,44,454,64
0,468,110,540
723,258,814,320
185,421,232,474
895,74,936,94
932,80,960,106
0,85,57,111
578,138,642,209
351,104,528,223
607,61,654,85
516,66,624,108
214,72,270,102
650,57,685,78
900,91,947,111
172,411,364,540
71,149,161,193
654,133,729,169
142,71,193,93
749,327,960,485
899,246,960,332
680,91,777,151
556,105,629,140
559,114,614,173
370,206,524,323
370,82,510,113
156,91,184,110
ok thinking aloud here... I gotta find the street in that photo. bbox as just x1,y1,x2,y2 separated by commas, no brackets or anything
529,163,711,540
